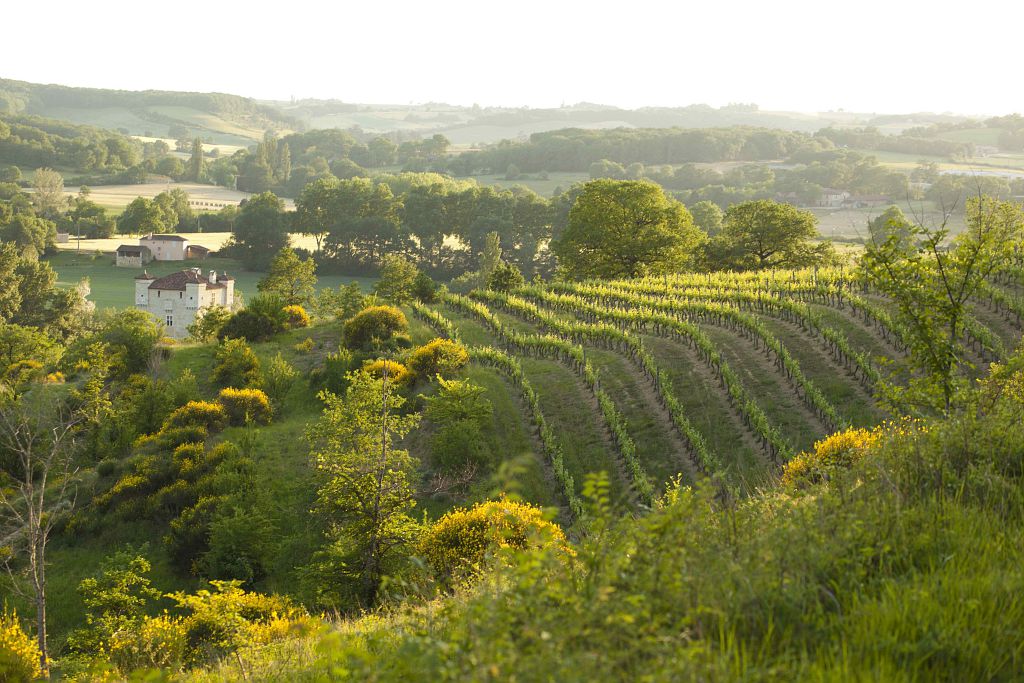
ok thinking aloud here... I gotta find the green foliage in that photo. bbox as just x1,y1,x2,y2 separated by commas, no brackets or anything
412,271,437,303
65,552,162,655
218,294,287,342
707,199,836,270
65,308,163,378
554,179,704,279
373,254,420,304
423,377,493,473
217,387,273,426
0,609,40,682
262,352,298,408
228,192,289,271
187,305,232,343
406,338,469,380
487,261,525,292
343,305,409,350
861,194,1023,413
314,282,366,321
212,338,262,389
257,247,317,306
311,347,354,395
305,370,421,608
688,199,724,235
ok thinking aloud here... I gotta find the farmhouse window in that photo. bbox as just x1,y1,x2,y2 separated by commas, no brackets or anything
166,315,173,327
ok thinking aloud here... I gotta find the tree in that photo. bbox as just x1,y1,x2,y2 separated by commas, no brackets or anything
553,179,704,279
689,200,724,236
0,394,81,675
116,197,169,235
860,195,1023,414
1,213,56,257
306,369,421,607
188,138,205,182
373,254,419,304
30,168,66,220
257,247,317,306
69,194,115,239
230,192,289,271
867,205,915,252
294,175,340,252
711,199,835,270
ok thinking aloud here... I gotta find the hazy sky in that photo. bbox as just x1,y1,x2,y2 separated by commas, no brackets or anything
3,0,1022,115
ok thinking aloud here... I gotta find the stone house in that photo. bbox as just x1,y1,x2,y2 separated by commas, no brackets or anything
139,234,189,261
135,268,235,339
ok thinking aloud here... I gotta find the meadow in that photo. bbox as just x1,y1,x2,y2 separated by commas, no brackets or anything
45,250,376,310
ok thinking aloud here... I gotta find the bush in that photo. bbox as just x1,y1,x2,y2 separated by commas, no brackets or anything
406,338,469,380
343,305,409,350
218,295,287,342
782,426,879,489
282,304,310,329
0,610,41,682
413,271,438,302
262,353,298,408
163,401,227,432
418,499,570,586
217,387,273,426
293,337,315,353
108,613,187,673
488,262,526,292
188,306,232,343
213,338,262,388
361,359,411,385
311,348,353,395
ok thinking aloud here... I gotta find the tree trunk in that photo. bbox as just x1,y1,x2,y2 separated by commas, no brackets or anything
33,539,48,674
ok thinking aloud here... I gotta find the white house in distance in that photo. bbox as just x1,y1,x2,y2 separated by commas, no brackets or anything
116,234,210,267
135,268,235,339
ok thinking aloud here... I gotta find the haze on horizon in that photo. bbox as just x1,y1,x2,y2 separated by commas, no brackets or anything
4,0,1022,116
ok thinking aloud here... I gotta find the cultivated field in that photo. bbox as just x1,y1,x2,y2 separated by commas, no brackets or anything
61,182,295,213
406,264,1020,512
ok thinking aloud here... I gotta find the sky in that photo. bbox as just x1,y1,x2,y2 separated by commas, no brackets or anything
3,0,1022,115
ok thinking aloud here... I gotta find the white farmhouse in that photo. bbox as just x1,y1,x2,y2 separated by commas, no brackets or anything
139,234,190,261
135,268,235,339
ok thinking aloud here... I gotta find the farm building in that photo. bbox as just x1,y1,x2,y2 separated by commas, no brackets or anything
138,234,190,261
116,244,152,267
135,268,235,339
816,188,851,208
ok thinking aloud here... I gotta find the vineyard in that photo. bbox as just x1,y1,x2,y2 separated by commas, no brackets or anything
410,263,1024,516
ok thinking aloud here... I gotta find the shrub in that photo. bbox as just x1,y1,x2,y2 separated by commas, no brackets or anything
418,499,571,586
343,305,408,350
373,254,420,304
293,337,315,353
361,359,411,385
213,338,262,388
407,338,469,380
188,305,232,343
0,610,41,682
311,348,353,395
217,387,273,426
413,271,438,302
163,401,227,432
488,262,526,292
108,613,188,673
262,353,298,408
782,426,879,489
218,295,287,342
282,304,310,329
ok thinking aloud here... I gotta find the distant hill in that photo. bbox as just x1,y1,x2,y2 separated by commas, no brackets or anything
0,78,301,145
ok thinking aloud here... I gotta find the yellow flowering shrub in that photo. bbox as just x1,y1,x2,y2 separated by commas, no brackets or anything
406,338,470,380
107,613,188,673
418,499,572,585
782,427,880,488
343,305,408,349
282,305,310,328
362,359,411,385
293,337,315,353
217,387,273,426
0,610,41,682
162,401,227,432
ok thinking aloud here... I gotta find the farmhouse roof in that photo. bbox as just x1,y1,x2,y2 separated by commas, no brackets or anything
117,244,144,255
188,244,211,253
142,234,188,242
148,269,225,291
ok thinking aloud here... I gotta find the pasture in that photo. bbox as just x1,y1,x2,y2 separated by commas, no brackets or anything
61,182,296,213
45,250,376,311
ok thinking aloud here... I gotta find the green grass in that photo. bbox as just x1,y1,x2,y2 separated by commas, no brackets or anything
44,251,377,311
467,171,589,197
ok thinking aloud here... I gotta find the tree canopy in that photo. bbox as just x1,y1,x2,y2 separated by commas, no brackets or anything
553,179,703,279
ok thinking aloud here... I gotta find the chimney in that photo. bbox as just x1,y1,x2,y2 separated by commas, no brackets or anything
209,270,217,284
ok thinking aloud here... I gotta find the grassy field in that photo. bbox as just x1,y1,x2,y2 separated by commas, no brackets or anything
45,250,376,310
59,182,295,213
468,172,589,197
